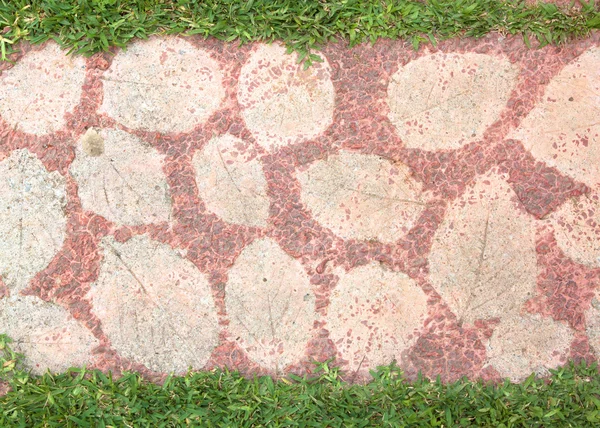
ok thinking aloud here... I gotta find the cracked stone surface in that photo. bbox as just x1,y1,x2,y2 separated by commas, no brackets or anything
0,42,86,135
0,149,67,295
70,128,171,226
87,235,219,373
297,151,427,242
1,35,599,383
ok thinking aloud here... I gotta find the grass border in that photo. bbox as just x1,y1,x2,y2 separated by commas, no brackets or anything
0,0,599,67
2,335,600,427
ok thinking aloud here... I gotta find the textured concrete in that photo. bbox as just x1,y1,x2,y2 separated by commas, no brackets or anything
1,33,600,383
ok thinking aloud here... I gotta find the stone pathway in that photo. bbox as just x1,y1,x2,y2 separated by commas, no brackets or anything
0,33,599,383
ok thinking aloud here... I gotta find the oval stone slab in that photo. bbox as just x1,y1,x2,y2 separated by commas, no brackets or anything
509,47,600,188
387,52,517,150
585,290,600,356
0,295,98,375
549,190,600,267
99,37,225,133
326,263,428,373
297,151,427,242
0,42,86,135
486,314,573,382
225,238,317,373
0,149,67,294
193,134,269,227
87,235,219,373
70,128,172,227
429,171,537,324
237,43,335,151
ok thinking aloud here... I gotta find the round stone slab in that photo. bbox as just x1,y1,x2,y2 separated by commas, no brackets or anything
0,149,67,294
509,47,600,187
0,42,86,135
486,314,573,382
99,37,225,133
549,190,600,267
237,43,335,151
69,128,172,227
225,238,317,373
0,295,98,375
193,134,269,227
387,52,518,150
87,235,219,373
428,170,537,324
297,151,427,242
326,263,428,373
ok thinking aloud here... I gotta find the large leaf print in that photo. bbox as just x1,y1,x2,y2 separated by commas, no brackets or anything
428,170,537,324
0,149,67,294
87,235,219,373
225,238,317,373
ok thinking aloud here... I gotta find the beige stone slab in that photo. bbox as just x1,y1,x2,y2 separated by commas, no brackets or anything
193,134,269,227
0,42,86,135
486,314,573,382
586,290,600,355
237,43,335,151
326,263,428,373
297,151,427,242
70,128,172,226
99,37,225,133
428,170,537,324
387,52,518,150
87,235,219,373
549,190,600,267
509,47,600,187
0,149,67,294
225,238,317,373
0,295,98,375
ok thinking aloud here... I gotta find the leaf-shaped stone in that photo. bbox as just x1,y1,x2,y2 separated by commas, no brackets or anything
429,171,537,324
509,47,600,187
326,263,428,373
0,42,86,135
87,235,219,373
225,238,317,373
0,295,98,374
237,43,335,151
99,37,225,133
549,191,600,267
387,52,518,150
70,128,172,226
0,149,67,294
486,314,573,382
297,151,426,242
193,134,269,227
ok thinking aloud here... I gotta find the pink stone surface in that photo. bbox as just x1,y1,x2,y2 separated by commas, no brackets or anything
326,263,428,376
1,34,600,383
0,42,86,136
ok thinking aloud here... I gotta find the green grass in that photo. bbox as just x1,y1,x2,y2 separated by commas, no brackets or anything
1,336,600,427
0,0,599,66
